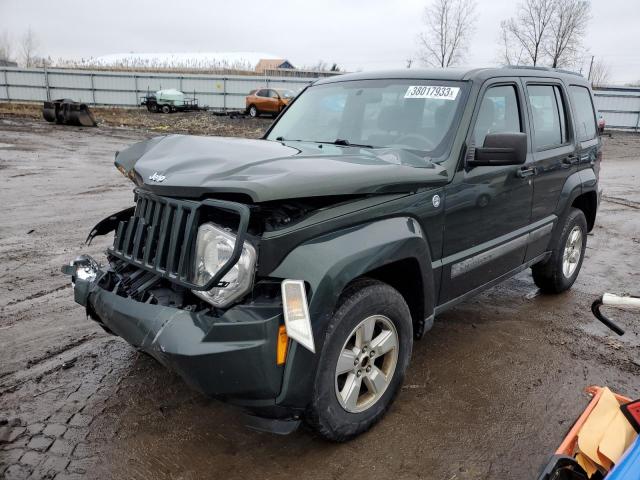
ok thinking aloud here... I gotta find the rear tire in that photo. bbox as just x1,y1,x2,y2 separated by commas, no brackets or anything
532,207,587,293
248,105,258,117
305,278,413,442
161,105,171,114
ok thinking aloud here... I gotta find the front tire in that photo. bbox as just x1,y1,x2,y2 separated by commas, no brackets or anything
305,279,413,442
532,207,587,293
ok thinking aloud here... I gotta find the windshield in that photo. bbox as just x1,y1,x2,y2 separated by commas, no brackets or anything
267,79,467,155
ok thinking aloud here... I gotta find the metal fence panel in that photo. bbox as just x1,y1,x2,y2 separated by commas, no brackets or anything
7,86,47,101
47,72,92,89
94,90,135,106
6,70,45,87
92,74,135,92
594,87,640,130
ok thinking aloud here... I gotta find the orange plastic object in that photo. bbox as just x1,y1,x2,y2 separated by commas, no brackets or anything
556,386,632,456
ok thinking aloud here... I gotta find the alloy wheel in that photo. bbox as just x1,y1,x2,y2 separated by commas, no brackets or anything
334,315,399,413
562,225,583,278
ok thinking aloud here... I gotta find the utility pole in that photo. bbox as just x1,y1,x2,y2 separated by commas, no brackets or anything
587,55,594,80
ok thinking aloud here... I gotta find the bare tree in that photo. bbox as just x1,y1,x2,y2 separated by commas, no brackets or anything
589,59,610,88
418,0,477,68
0,30,12,62
20,27,39,67
498,20,526,66
501,0,556,66
545,0,590,68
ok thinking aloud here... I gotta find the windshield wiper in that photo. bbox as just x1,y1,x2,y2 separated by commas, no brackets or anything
273,138,376,148
332,139,374,148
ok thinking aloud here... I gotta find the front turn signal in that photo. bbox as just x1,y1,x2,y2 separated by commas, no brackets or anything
276,325,289,366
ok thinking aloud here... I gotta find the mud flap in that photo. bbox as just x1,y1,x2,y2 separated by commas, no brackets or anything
244,414,301,435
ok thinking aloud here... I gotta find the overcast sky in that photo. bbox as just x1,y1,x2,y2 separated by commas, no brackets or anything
1,0,638,84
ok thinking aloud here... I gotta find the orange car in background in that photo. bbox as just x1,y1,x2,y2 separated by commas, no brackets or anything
245,88,295,117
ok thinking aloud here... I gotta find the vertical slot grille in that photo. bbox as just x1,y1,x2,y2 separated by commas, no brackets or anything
110,192,199,281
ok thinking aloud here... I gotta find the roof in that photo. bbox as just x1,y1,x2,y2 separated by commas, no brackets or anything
255,58,294,72
314,67,590,86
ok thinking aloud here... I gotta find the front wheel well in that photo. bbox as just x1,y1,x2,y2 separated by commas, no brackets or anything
571,191,598,232
359,258,425,335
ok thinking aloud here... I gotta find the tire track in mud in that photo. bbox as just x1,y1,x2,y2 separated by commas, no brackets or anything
0,333,100,393
603,194,640,210
4,284,71,307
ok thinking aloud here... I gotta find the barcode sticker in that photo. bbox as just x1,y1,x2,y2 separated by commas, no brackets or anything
404,86,460,100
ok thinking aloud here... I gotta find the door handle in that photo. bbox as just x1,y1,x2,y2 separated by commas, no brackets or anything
562,155,579,166
516,166,536,178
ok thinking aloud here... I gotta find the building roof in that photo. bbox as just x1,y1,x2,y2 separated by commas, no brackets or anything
255,58,294,73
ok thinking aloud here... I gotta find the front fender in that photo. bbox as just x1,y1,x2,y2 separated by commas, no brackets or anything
270,216,434,408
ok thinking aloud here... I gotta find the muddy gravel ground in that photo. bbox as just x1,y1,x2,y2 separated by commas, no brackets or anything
0,117,639,480
0,102,274,138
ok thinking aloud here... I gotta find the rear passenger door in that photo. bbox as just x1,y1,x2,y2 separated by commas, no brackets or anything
524,80,577,261
568,85,601,177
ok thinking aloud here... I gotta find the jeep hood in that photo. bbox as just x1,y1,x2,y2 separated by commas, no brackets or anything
115,134,449,202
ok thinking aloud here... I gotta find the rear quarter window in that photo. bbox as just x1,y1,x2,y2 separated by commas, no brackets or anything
570,86,597,141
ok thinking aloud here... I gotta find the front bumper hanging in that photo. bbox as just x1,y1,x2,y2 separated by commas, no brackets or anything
63,256,285,403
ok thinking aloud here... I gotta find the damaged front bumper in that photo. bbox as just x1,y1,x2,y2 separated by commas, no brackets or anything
63,256,286,406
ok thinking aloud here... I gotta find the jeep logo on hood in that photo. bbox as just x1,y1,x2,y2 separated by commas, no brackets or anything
148,172,166,183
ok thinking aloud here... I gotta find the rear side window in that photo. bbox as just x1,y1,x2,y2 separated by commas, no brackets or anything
257,89,268,97
527,85,568,150
473,85,522,146
570,86,597,141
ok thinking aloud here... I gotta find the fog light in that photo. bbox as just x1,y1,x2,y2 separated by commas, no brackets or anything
281,279,315,353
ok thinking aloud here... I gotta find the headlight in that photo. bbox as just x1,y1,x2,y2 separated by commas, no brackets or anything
191,223,257,307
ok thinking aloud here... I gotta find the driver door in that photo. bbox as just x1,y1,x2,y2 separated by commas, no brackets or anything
439,79,534,303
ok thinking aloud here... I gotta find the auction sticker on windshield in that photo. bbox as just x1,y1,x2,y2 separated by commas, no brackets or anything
404,86,460,100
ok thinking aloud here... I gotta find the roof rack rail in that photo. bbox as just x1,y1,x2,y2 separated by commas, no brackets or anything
503,65,584,77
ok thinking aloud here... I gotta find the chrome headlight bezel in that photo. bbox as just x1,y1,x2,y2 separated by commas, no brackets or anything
191,222,257,308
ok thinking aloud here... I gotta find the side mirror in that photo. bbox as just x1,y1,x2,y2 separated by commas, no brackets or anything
468,132,527,167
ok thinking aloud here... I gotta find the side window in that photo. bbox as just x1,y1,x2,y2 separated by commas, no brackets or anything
269,89,280,98
570,86,597,141
527,85,568,150
257,89,268,97
473,85,521,146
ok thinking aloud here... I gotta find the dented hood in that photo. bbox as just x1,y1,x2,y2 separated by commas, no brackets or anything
115,134,448,202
